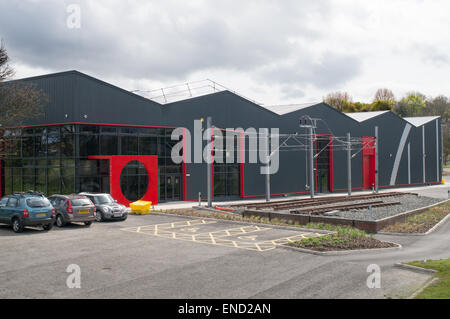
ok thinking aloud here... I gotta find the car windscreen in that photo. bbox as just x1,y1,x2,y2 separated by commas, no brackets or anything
26,198,51,208
92,195,114,205
71,198,92,206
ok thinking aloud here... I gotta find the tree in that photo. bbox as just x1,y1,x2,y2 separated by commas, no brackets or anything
423,95,450,119
370,100,395,111
0,41,47,158
0,41,14,80
371,88,396,111
423,96,450,165
395,92,426,117
323,91,354,112
373,88,395,103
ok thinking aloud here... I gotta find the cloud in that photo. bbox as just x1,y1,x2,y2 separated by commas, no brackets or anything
0,0,329,80
1,0,450,104
259,51,361,90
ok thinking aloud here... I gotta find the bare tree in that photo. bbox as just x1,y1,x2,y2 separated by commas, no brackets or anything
323,91,353,112
424,95,449,119
373,88,395,102
0,41,15,81
0,41,47,158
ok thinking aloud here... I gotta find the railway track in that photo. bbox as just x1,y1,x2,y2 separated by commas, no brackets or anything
290,201,401,215
232,192,414,210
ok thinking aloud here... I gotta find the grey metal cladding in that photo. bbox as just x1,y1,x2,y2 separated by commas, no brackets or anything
8,71,442,200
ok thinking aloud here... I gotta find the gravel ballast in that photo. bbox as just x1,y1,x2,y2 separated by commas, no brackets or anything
326,195,443,221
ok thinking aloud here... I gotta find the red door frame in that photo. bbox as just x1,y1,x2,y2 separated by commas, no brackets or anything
362,136,376,190
88,155,158,206
211,128,245,200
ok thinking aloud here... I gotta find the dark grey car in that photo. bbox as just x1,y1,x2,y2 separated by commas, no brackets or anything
48,195,96,227
78,193,128,222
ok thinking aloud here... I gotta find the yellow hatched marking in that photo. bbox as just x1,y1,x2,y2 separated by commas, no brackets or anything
210,233,216,245
121,219,327,252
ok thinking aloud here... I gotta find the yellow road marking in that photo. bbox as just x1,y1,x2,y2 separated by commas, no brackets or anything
121,219,326,252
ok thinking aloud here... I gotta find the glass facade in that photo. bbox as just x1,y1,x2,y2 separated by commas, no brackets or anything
0,124,183,202
212,132,241,198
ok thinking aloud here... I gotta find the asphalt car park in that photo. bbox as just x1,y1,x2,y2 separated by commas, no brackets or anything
0,212,448,299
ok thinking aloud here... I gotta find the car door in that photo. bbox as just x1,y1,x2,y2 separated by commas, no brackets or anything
55,198,65,217
5,197,19,222
0,196,9,223
49,197,62,216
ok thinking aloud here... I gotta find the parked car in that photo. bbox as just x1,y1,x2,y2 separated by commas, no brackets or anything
48,195,96,227
78,193,128,222
0,192,55,233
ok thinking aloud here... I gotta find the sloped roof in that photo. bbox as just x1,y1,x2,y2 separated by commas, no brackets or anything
262,103,320,115
403,116,440,127
344,111,390,122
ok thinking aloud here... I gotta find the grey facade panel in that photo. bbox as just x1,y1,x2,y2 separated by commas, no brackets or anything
2,71,442,201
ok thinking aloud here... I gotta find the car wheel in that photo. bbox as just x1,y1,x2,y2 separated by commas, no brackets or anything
43,223,53,231
56,215,66,227
95,212,104,222
12,218,24,233
121,215,128,221
84,221,92,226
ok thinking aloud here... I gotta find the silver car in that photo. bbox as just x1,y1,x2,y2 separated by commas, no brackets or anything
48,195,96,227
79,193,128,222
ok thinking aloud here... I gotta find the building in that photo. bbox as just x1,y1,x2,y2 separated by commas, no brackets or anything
0,71,444,205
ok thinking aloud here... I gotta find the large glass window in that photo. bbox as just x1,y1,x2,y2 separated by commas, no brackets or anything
79,134,99,157
120,160,148,201
47,127,60,158
100,135,118,155
61,125,75,157
121,135,138,155
22,136,34,157
1,124,184,201
61,161,75,194
213,132,240,197
47,167,61,195
139,136,157,155
35,128,47,158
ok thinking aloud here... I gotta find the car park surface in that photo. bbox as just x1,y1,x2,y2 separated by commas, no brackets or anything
0,212,448,299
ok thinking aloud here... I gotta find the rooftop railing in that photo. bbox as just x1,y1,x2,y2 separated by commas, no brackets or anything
131,79,261,105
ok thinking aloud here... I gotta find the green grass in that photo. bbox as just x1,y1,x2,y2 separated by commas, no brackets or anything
381,201,449,233
302,222,368,236
286,224,393,251
405,259,450,299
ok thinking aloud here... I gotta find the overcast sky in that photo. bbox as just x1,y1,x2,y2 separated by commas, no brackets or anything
1,0,449,105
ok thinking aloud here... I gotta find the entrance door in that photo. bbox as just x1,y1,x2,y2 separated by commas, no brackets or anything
317,169,329,193
315,135,332,193
165,174,181,201
363,155,375,189
362,137,376,190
